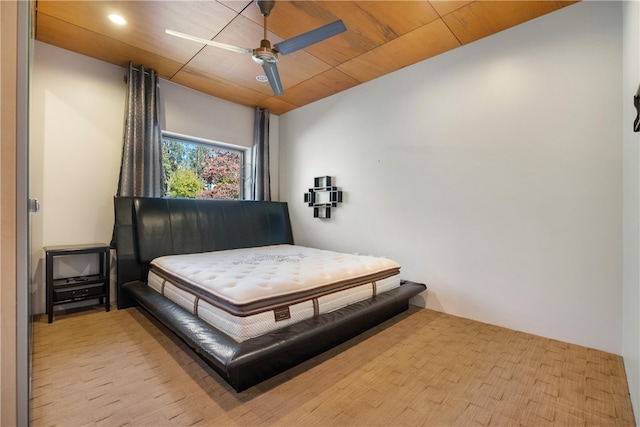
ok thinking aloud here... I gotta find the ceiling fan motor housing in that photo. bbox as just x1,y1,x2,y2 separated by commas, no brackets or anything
253,39,278,64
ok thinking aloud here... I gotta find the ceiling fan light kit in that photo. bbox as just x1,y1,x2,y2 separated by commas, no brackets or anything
166,0,346,96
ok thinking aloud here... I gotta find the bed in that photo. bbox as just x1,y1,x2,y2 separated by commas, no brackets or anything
113,196,426,391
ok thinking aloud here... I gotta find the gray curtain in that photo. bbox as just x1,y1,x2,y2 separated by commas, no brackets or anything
116,62,164,197
251,107,271,201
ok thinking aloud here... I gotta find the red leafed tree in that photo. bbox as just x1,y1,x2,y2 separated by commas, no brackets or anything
197,149,241,200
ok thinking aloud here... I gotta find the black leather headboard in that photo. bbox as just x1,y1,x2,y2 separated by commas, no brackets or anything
114,196,294,308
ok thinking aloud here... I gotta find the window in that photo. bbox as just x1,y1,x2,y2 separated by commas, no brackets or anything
161,132,249,200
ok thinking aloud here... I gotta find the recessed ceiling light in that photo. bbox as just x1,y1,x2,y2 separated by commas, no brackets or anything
108,14,127,25
256,75,269,83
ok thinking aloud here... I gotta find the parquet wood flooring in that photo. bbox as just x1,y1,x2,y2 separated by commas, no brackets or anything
30,306,635,426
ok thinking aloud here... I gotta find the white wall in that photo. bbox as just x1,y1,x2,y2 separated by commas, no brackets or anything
29,42,125,313
161,79,254,147
279,1,622,354
29,41,261,313
622,0,640,418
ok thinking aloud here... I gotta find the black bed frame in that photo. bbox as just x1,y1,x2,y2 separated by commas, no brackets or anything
113,196,426,392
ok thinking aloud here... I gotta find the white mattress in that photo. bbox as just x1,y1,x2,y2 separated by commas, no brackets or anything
147,244,401,342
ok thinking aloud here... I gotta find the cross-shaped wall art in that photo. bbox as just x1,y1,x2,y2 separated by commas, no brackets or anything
304,176,343,218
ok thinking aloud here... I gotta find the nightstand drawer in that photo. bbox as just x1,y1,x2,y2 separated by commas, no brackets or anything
53,283,105,303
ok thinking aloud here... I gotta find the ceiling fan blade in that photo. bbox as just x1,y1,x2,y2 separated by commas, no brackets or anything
273,20,346,55
166,29,253,55
262,62,283,96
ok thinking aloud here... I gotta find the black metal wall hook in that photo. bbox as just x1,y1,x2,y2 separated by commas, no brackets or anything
635,84,640,133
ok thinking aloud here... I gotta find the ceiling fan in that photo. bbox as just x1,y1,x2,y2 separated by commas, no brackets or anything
166,0,346,96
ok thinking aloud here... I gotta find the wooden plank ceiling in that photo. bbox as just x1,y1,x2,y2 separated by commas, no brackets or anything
34,0,578,115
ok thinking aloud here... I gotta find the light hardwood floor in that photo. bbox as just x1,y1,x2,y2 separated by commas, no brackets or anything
30,306,635,426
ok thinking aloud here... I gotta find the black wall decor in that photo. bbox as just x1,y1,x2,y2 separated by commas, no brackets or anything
304,176,343,218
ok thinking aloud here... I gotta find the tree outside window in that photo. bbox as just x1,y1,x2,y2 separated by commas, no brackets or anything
162,135,244,200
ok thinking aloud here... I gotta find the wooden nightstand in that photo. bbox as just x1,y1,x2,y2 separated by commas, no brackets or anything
45,244,110,323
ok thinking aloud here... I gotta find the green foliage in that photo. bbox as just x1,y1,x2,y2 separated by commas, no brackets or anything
162,139,188,192
162,138,242,200
167,168,204,198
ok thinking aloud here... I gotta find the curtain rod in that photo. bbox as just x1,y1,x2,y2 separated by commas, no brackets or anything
123,65,152,83
130,65,150,75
